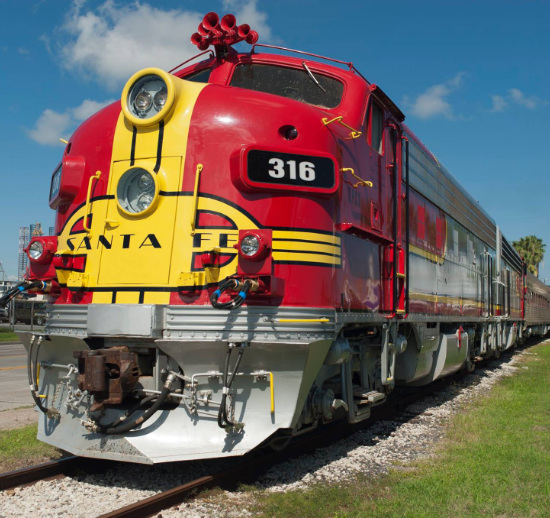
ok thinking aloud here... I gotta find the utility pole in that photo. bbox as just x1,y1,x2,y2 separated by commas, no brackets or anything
0,261,5,283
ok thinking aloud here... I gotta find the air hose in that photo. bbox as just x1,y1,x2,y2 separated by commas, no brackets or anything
0,280,47,308
92,373,177,435
210,277,252,310
26,336,48,414
217,344,245,429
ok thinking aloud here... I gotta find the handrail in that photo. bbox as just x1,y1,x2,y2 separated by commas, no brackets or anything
83,171,101,235
322,116,362,139
340,168,373,188
190,164,203,236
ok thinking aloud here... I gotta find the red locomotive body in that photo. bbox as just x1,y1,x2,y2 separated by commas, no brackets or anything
9,12,549,464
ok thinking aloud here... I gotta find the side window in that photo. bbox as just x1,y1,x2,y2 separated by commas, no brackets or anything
371,102,384,154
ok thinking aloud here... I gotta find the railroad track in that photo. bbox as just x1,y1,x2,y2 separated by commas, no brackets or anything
0,345,525,518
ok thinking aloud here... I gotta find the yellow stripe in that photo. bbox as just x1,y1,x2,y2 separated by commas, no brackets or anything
0,366,26,371
273,230,341,246
410,244,445,265
273,240,341,256
410,291,493,309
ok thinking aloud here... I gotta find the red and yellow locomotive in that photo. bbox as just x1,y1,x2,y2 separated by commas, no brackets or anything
7,12,550,463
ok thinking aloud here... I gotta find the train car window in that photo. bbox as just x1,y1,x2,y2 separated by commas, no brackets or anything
183,68,212,83
371,103,384,154
229,64,343,109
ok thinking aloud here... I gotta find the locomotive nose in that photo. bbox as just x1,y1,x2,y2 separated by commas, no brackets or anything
78,69,210,302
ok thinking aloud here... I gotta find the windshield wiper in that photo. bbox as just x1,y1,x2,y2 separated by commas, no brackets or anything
302,62,327,93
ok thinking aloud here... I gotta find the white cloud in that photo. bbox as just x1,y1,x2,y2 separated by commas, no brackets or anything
490,88,546,112
27,98,115,146
490,94,507,112
508,88,544,109
407,73,464,120
56,1,272,91
222,0,273,42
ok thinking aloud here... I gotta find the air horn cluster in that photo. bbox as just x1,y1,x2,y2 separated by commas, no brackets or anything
190,12,259,51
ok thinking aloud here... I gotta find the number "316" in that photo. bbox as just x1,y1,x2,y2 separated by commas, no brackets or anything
268,158,316,181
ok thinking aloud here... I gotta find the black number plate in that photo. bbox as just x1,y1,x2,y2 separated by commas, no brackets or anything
246,150,336,191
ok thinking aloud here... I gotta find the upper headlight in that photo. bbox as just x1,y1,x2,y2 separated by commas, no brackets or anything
117,168,159,216
121,68,176,126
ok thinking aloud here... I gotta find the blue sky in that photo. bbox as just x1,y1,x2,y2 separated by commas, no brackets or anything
0,0,549,281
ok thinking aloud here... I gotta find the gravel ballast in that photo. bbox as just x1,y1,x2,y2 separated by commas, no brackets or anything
0,345,537,518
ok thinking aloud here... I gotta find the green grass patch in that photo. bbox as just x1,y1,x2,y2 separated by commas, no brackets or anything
254,343,550,517
0,327,18,341
0,425,62,472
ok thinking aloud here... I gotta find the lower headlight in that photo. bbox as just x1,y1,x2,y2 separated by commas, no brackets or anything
117,168,158,215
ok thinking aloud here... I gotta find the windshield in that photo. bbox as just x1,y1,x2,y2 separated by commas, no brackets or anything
182,68,212,83
230,63,343,109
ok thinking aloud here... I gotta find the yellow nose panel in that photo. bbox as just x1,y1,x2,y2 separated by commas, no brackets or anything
97,157,182,286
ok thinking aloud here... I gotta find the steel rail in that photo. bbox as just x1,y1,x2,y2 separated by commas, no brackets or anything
0,456,114,491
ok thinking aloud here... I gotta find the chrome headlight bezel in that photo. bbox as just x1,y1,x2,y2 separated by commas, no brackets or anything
121,68,176,127
28,241,44,261
116,168,159,216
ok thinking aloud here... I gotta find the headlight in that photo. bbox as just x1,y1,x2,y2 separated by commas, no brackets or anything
129,76,164,119
117,168,158,215
121,68,176,126
28,241,44,261
240,235,260,256
154,90,167,110
238,232,269,261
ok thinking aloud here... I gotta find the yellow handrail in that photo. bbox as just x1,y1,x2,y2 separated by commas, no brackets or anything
190,164,203,236
322,116,362,139
269,372,275,414
83,171,101,234
341,168,373,189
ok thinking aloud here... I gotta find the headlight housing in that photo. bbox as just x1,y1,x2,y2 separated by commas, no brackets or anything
121,68,176,126
238,231,269,261
117,168,159,216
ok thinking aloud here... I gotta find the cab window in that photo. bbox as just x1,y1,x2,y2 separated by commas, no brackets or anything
230,63,343,109
183,68,212,83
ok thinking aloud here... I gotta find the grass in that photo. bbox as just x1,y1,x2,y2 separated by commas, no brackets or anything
0,327,18,342
0,425,63,472
252,342,550,517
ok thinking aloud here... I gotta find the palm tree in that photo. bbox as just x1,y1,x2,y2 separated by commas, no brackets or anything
512,235,546,277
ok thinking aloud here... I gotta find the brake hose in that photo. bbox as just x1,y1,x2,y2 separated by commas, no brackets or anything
210,277,252,310
91,373,177,435
26,336,48,414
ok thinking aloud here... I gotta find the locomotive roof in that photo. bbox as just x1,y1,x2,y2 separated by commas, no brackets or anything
176,46,518,253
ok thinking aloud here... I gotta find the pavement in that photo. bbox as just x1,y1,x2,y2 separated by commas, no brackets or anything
0,341,35,411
